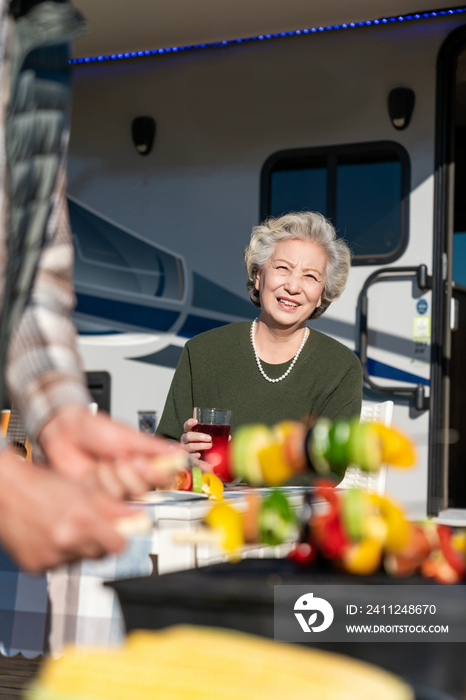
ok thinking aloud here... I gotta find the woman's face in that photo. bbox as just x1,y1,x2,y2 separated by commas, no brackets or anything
255,238,327,329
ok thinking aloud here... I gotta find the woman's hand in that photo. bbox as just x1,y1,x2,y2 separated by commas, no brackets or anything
180,418,212,459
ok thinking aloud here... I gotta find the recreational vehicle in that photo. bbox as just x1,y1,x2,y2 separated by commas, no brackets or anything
69,1,466,520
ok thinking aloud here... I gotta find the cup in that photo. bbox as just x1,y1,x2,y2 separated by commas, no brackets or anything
138,411,158,435
192,407,232,450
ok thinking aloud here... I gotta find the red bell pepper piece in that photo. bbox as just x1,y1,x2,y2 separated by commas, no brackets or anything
288,542,318,568
175,469,193,491
312,481,348,559
437,525,466,578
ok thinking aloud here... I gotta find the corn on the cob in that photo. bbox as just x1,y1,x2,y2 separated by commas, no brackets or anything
28,625,412,700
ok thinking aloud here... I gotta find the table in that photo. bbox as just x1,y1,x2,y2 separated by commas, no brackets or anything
0,488,305,657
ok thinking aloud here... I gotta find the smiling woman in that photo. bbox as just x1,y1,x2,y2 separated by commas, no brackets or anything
157,212,362,456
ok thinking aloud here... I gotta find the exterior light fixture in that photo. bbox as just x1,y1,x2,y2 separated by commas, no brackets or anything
388,87,415,130
131,116,156,155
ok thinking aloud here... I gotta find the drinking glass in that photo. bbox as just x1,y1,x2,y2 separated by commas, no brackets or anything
192,407,232,449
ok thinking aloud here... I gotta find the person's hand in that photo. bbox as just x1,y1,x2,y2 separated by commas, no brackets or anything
181,418,212,459
0,447,135,572
38,404,186,498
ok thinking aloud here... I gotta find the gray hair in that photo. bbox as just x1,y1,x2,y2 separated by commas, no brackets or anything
244,212,351,319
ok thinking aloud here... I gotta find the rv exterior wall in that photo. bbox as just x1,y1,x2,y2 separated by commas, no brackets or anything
70,15,465,517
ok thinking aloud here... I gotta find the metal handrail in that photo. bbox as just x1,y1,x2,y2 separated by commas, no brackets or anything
358,264,432,411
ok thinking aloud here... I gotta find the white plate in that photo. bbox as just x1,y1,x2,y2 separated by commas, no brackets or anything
136,490,208,503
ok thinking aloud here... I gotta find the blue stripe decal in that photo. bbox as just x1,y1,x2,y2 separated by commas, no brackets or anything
78,331,123,336
76,294,180,332
129,345,184,369
192,272,256,319
367,357,430,386
178,314,229,338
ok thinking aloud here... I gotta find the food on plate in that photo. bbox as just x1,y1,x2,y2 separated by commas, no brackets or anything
191,466,203,494
157,465,224,501
201,472,224,501
175,469,192,491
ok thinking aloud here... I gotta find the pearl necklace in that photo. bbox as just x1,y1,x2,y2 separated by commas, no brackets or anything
250,319,309,383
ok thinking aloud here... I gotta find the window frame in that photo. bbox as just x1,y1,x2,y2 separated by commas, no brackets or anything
260,140,411,266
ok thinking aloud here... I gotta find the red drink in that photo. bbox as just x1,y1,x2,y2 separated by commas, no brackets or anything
193,422,230,450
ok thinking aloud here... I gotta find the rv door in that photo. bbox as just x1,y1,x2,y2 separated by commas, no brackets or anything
431,26,466,520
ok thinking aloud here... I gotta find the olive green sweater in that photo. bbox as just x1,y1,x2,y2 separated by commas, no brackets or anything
157,322,362,440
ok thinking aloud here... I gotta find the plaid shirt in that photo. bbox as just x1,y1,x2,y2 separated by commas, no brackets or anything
0,0,90,443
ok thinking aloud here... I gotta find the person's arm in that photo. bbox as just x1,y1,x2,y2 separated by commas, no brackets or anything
6,167,92,440
6,171,183,496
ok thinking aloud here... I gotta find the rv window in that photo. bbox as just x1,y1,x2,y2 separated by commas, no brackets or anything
453,51,466,288
261,142,409,265
336,158,402,258
68,199,184,301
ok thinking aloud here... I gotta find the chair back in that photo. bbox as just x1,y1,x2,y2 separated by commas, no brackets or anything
337,400,394,494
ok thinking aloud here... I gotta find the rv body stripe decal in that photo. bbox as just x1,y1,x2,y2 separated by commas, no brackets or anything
367,357,430,386
71,5,466,65
129,345,184,369
178,314,229,338
76,294,180,332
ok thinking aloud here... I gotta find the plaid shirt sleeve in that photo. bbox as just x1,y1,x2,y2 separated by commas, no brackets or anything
5,165,91,441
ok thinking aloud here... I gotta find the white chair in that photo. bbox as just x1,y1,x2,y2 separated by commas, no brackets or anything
336,400,394,495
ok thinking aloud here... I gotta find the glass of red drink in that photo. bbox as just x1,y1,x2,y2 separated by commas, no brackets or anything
192,407,232,450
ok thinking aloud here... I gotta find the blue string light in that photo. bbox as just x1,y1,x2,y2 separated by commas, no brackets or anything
70,5,466,65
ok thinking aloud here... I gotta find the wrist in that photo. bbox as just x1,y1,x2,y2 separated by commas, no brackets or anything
38,403,88,451
0,447,32,504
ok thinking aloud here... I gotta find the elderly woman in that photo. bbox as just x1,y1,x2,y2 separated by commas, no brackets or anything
157,212,362,456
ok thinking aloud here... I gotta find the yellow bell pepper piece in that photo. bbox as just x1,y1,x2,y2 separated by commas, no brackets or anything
202,472,224,501
258,442,293,486
205,502,244,553
343,538,383,575
452,530,466,554
365,514,388,543
370,494,410,553
372,423,417,468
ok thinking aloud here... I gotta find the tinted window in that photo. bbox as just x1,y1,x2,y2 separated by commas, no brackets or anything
336,160,402,257
261,143,409,265
270,167,327,218
453,232,466,286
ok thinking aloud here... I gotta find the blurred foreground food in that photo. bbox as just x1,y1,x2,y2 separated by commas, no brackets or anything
187,484,466,583
167,417,416,496
28,626,413,700
204,417,417,486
